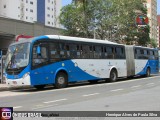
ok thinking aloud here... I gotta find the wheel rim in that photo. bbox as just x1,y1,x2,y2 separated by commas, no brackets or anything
57,76,65,85
147,69,150,76
111,72,116,81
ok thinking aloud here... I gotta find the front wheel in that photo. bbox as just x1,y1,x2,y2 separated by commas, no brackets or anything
109,69,117,82
55,72,68,89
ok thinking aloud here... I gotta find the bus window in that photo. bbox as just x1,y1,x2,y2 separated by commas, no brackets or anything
143,50,148,59
106,47,114,59
154,50,158,60
32,44,48,68
82,45,89,59
49,42,60,60
94,46,101,59
89,46,93,59
104,47,107,58
65,45,70,58
149,51,155,60
76,45,81,58
70,44,77,58
115,47,124,59
59,43,66,58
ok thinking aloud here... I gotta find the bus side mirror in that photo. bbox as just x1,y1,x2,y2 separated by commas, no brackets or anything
36,46,41,55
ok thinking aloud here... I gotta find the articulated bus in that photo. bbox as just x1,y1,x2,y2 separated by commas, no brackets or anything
5,35,159,89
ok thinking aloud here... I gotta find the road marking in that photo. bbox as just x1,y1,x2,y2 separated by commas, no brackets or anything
82,93,100,97
131,85,142,88
32,104,58,110
146,83,155,86
34,76,160,93
110,89,123,92
2,76,159,98
43,98,67,104
13,106,22,109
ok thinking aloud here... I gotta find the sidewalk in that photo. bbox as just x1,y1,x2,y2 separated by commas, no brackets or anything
0,83,11,91
0,83,31,92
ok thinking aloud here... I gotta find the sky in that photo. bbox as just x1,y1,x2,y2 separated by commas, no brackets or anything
62,0,160,15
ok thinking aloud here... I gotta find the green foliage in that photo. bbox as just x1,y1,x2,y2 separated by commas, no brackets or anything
150,38,157,48
59,0,149,46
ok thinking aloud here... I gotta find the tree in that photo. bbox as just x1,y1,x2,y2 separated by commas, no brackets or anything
150,38,157,48
59,0,149,46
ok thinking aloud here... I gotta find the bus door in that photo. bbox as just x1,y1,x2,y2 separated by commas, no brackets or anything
31,43,51,85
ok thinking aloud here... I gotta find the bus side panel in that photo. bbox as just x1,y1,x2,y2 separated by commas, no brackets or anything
30,60,100,86
30,59,128,86
71,59,127,78
135,60,148,75
148,60,159,74
135,59,159,75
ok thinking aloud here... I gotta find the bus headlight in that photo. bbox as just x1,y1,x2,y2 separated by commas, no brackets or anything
23,72,30,79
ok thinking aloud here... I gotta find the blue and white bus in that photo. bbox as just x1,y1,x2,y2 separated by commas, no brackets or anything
5,35,159,89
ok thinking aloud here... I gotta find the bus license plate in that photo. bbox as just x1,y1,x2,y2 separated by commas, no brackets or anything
13,81,17,84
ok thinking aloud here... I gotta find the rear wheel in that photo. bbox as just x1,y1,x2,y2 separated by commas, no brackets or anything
145,68,151,77
55,72,68,89
109,69,117,82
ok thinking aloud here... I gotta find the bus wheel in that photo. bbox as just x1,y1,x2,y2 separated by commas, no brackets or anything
55,72,68,89
109,69,117,82
34,85,45,90
145,68,150,77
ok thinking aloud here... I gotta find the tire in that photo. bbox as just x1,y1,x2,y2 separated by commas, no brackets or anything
109,69,117,82
145,68,151,77
55,72,68,89
34,85,45,90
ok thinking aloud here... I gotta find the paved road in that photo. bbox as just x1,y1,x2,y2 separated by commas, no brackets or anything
0,76,160,113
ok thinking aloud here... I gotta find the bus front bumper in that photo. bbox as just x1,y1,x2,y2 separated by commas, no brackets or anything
6,74,31,86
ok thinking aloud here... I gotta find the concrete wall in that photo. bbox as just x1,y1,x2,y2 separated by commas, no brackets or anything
0,17,61,36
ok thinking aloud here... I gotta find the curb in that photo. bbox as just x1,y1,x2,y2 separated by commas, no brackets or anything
0,85,31,92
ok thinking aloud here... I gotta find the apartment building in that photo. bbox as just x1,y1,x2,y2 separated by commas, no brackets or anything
145,0,158,45
37,0,61,28
0,0,61,28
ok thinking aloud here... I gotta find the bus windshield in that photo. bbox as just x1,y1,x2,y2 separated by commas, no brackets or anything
6,43,30,69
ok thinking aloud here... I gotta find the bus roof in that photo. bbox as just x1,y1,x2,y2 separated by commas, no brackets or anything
10,35,120,47
46,35,119,45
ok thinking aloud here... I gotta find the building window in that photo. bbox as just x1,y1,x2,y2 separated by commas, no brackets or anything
4,5,6,8
26,16,28,19
47,14,50,17
26,0,28,3
48,21,50,24
30,9,33,12
30,1,33,4
48,0,50,3
26,8,28,11
47,7,50,10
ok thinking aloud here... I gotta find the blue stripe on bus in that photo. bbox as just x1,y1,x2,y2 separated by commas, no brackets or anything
29,60,99,86
32,36,49,42
136,60,158,75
